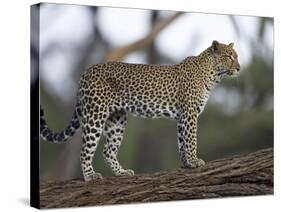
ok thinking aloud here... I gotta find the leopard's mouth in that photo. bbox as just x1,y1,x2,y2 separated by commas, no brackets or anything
227,69,240,77
216,69,239,77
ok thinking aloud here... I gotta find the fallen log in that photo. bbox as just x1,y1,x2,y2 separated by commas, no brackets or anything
40,148,273,208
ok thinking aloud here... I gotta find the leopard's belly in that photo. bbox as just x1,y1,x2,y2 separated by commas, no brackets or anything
112,95,180,119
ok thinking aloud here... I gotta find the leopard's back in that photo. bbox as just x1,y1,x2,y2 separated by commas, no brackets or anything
81,62,181,119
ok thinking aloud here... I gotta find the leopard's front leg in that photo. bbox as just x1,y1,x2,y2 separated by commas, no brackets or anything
177,105,205,169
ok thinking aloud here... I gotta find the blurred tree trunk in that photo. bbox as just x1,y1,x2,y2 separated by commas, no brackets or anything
147,10,159,63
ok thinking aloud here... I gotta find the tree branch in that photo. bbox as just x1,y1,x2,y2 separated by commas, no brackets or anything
104,12,183,61
40,148,273,208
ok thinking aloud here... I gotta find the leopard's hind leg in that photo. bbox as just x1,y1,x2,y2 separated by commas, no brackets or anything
103,110,134,176
80,104,108,181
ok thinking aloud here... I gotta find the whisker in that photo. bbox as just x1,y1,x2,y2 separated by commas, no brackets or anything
216,71,228,76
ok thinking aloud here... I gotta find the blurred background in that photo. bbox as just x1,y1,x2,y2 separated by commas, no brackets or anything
31,3,273,180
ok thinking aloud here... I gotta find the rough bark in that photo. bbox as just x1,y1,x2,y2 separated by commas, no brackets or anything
40,148,273,208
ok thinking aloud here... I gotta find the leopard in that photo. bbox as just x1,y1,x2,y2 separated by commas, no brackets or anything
40,40,240,181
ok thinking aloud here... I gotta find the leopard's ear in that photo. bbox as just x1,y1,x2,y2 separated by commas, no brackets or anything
229,42,234,48
211,40,220,52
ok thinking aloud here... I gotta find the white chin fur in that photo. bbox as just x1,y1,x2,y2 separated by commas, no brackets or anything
230,71,239,77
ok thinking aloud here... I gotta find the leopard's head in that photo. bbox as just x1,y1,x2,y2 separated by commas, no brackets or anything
210,40,240,77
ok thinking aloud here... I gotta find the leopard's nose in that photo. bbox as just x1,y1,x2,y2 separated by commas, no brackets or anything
236,64,240,71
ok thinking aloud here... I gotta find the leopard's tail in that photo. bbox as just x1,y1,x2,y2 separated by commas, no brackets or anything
40,101,82,143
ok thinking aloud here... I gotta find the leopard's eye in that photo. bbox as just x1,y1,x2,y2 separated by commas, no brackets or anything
226,55,233,61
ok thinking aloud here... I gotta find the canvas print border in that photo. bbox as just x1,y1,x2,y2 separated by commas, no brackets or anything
31,2,273,209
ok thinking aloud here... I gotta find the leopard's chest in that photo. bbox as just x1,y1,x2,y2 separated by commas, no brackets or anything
196,75,223,115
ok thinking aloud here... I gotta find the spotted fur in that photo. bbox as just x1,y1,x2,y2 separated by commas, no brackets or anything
40,40,240,181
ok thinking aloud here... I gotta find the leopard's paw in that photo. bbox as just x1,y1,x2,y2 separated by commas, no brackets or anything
187,158,205,168
118,169,135,176
181,158,205,169
84,172,103,181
